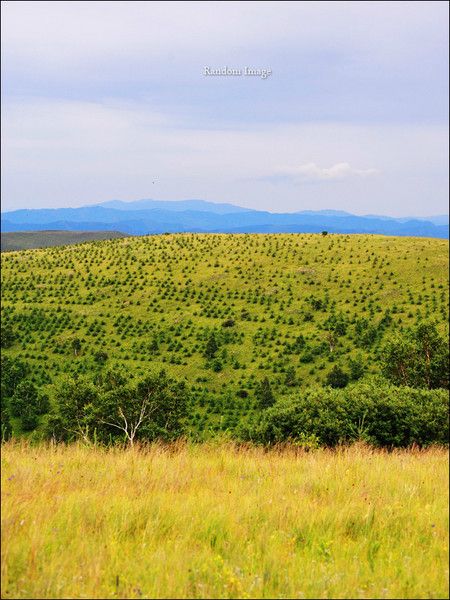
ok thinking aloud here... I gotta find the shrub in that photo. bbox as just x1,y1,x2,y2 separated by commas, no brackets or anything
381,321,448,389
0,323,15,349
255,377,276,409
222,319,235,328
326,365,349,388
10,380,49,432
244,378,448,447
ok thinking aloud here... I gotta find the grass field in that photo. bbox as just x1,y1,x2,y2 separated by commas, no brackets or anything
1,442,448,599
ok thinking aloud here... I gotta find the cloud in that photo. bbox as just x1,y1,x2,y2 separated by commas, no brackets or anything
275,162,379,182
1,1,447,128
1,96,447,215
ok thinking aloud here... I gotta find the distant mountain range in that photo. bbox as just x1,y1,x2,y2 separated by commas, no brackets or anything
1,199,448,238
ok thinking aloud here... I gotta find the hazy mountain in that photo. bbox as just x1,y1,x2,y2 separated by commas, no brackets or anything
97,199,255,214
295,209,353,217
364,214,449,226
1,201,448,238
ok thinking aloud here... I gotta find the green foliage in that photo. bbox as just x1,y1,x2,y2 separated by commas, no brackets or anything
47,376,99,441
222,318,235,328
71,337,82,356
255,377,276,409
1,355,29,398
381,321,448,389
10,380,48,431
245,378,449,447
1,395,12,441
211,358,223,372
47,369,189,444
99,370,189,443
323,312,347,336
284,365,297,387
348,355,365,381
326,365,349,388
204,332,219,359
93,351,108,364
1,323,15,348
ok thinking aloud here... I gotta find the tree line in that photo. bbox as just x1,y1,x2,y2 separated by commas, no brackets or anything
1,321,448,447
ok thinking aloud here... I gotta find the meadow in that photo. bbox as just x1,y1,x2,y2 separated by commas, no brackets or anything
1,441,448,599
1,233,448,439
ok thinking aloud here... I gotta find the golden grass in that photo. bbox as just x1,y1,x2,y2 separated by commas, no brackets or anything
1,441,449,599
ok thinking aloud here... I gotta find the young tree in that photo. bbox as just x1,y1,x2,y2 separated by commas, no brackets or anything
94,351,108,365
1,395,12,441
284,366,297,387
414,321,449,389
326,365,349,389
9,380,35,417
325,330,337,352
204,332,219,360
51,376,99,442
72,337,82,356
348,355,365,381
255,377,276,409
212,358,223,372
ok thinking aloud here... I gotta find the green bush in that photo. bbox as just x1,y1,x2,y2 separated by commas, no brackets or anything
46,369,190,445
381,321,448,389
244,378,448,447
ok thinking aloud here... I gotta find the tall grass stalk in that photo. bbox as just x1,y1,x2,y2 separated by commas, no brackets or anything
1,441,448,598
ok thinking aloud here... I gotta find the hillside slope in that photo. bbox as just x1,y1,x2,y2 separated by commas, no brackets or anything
1,230,128,252
1,233,448,434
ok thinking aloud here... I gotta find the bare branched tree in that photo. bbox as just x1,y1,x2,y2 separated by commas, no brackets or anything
64,419,92,445
100,391,157,446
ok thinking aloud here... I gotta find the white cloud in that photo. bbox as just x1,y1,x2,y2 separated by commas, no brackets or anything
276,162,379,181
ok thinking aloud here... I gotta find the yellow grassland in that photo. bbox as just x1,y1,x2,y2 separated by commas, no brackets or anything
1,441,449,599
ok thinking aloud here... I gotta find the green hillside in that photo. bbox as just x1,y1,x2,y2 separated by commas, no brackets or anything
1,233,448,438
1,230,128,252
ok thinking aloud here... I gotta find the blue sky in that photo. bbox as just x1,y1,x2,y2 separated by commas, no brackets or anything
1,1,448,215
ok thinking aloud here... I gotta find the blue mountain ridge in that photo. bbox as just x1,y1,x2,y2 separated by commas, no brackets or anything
1,200,448,238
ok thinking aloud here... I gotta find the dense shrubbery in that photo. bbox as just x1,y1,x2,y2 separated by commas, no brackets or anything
44,367,190,445
241,378,449,448
381,322,449,389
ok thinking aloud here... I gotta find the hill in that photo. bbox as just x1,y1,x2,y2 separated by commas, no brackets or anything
2,200,448,238
0,230,128,252
1,233,448,437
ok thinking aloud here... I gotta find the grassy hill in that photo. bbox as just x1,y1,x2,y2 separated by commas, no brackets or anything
1,233,448,437
1,230,128,252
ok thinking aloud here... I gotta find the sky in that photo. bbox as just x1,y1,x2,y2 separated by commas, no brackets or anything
1,0,448,216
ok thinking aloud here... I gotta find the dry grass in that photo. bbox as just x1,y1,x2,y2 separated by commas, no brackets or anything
1,441,449,598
